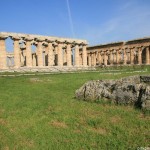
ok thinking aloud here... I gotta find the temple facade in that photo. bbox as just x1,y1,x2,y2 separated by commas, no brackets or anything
86,37,150,66
0,32,87,69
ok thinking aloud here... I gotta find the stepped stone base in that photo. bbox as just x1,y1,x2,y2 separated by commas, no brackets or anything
0,66,96,73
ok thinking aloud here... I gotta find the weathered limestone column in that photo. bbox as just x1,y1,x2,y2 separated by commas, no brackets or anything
79,53,83,65
24,37,33,67
110,50,113,65
75,44,80,66
46,40,54,66
116,50,119,64
123,49,127,65
57,42,63,66
63,49,67,65
32,54,36,66
138,47,142,65
146,47,150,64
88,53,91,66
12,36,21,68
130,48,134,65
82,44,87,66
104,51,107,66
36,38,44,67
66,43,72,66
93,52,96,66
0,35,7,69
97,51,100,65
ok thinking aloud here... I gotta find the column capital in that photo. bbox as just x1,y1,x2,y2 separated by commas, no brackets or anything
45,39,55,43
35,38,45,42
11,36,20,41
0,35,8,40
24,37,33,41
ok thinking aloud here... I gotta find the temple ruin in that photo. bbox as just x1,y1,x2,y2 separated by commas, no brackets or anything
87,37,150,66
0,32,88,71
0,32,150,72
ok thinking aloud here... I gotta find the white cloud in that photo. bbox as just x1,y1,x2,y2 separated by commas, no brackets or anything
81,1,150,45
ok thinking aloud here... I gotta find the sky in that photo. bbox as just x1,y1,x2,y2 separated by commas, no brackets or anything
0,0,150,46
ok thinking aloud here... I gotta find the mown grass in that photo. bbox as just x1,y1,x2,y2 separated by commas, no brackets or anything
0,68,150,150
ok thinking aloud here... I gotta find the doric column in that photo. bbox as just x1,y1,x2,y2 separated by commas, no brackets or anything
36,38,44,67
0,35,7,69
57,42,63,66
93,52,96,66
32,54,36,66
97,51,101,65
116,50,119,64
82,44,87,66
75,44,79,66
88,53,91,66
138,47,142,65
146,47,150,64
123,49,127,65
130,48,134,64
66,43,72,66
46,40,54,66
63,49,67,65
24,37,33,67
104,51,107,66
12,36,21,68
110,50,113,65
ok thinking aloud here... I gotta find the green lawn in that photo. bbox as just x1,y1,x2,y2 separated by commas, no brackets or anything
0,69,150,150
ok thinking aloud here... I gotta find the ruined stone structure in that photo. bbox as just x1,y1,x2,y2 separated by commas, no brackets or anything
87,37,150,66
0,32,150,72
0,32,88,70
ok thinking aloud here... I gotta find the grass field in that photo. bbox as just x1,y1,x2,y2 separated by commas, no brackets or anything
0,66,150,150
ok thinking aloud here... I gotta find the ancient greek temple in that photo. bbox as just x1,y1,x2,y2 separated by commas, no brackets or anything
87,37,150,66
0,32,150,71
0,32,87,70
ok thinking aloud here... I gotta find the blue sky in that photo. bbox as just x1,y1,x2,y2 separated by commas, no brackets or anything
0,0,150,46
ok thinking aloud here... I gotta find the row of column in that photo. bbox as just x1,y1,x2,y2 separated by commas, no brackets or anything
87,47,150,66
0,36,87,69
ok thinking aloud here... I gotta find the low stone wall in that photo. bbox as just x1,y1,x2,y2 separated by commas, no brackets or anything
75,75,150,111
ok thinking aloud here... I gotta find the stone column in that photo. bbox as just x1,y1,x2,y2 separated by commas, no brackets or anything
146,47,150,64
24,37,33,67
75,44,79,66
110,50,113,65
12,36,21,68
66,43,72,66
130,48,134,65
116,50,119,64
123,49,127,65
36,38,44,67
138,47,142,65
82,44,87,66
0,36,7,69
57,43,63,66
98,52,102,65
88,53,91,66
32,54,36,66
104,51,107,66
46,40,54,66
63,49,67,65
93,52,96,66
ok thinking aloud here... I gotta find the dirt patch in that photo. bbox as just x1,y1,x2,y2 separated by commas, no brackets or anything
29,78,43,82
110,116,122,123
73,129,82,134
49,120,68,128
89,127,107,135
0,118,7,125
